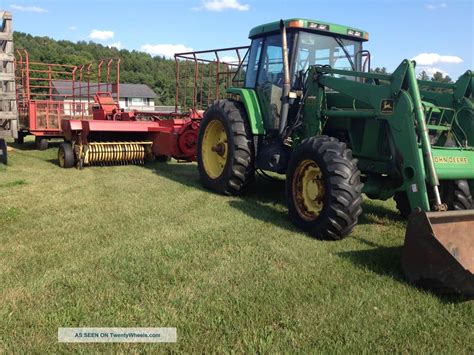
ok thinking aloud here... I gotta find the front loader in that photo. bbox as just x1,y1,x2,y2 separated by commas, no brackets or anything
196,18,474,295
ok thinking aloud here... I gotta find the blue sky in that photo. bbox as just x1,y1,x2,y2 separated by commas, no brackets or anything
4,0,473,78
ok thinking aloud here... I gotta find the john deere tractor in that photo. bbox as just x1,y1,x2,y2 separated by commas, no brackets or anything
197,19,474,295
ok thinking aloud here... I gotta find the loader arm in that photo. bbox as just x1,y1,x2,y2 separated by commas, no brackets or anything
299,60,474,296
299,60,474,212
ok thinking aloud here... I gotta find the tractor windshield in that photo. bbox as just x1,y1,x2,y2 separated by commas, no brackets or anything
292,31,362,82
237,30,363,89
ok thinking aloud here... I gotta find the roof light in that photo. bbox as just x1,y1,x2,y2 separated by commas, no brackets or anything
288,20,304,28
348,29,367,39
348,29,362,37
308,22,330,31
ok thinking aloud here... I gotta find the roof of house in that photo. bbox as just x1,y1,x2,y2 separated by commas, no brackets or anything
52,81,157,99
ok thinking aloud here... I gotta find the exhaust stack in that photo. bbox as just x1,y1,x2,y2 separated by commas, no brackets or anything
279,19,291,136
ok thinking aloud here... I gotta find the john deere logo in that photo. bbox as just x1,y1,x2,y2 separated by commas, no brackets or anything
380,99,394,113
433,156,468,164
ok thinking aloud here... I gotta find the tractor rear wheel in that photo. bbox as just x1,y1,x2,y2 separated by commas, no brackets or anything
395,179,473,218
58,142,75,168
440,179,473,210
286,136,363,240
197,100,254,195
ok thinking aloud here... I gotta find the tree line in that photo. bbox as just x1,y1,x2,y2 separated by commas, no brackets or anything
14,31,456,107
371,67,453,83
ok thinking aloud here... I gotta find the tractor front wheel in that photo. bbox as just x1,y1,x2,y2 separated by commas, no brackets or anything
286,136,363,240
197,100,254,195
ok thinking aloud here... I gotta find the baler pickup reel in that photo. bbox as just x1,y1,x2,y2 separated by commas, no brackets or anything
83,141,153,166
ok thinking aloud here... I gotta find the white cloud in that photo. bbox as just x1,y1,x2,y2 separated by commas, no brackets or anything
425,2,447,10
10,4,48,13
220,55,239,63
89,30,114,41
412,53,463,66
108,42,122,50
417,66,449,77
194,0,249,12
141,44,193,58
68,26,77,31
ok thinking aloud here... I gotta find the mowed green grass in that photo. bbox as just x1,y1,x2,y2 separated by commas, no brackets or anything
0,138,472,353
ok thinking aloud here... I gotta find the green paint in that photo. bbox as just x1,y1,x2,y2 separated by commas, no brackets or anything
430,147,474,179
226,88,265,135
301,60,474,211
248,18,368,41
226,21,472,213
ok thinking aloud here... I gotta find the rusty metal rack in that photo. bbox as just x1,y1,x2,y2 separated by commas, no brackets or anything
174,46,249,112
14,49,119,148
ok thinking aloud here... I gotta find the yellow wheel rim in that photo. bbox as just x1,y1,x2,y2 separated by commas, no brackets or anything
58,147,65,167
293,159,325,220
201,119,228,179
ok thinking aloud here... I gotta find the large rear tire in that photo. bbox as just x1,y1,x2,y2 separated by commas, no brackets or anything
440,179,473,210
197,100,254,195
396,179,473,219
286,136,363,240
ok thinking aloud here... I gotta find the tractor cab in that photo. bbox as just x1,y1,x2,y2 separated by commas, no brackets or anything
235,18,369,133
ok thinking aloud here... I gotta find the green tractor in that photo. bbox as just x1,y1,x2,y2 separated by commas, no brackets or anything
196,19,474,295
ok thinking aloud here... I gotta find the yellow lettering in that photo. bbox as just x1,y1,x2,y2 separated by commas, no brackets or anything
434,156,468,164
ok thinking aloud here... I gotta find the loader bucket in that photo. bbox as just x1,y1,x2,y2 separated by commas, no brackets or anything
401,209,474,297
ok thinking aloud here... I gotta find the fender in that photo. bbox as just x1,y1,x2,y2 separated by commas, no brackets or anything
226,87,265,135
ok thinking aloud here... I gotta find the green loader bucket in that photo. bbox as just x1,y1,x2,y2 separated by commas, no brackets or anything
401,209,474,296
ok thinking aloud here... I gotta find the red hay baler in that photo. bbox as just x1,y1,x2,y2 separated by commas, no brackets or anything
57,46,248,169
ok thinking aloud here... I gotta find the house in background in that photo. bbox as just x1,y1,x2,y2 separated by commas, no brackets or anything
51,81,161,113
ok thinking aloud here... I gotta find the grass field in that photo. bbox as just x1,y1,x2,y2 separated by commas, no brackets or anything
1,138,472,353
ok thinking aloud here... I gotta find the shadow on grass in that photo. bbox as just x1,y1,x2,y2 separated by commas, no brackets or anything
337,239,472,303
145,162,406,234
45,158,61,167
145,161,202,190
338,245,404,280
145,162,299,232
9,139,62,151
358,200,405,225
138,162,474,302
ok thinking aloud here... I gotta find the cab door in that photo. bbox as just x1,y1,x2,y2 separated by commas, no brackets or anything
255,34,289,133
